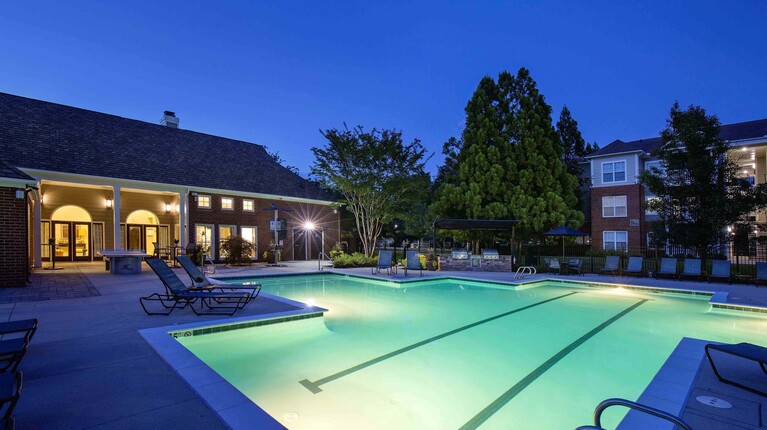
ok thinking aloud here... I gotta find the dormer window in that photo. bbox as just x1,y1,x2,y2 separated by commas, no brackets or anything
602,161,626,183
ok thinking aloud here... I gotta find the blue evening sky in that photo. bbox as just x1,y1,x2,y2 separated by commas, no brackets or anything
1,1,765,176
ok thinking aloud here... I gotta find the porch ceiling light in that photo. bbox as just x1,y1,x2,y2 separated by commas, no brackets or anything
106,198,113,208
165,203,172,213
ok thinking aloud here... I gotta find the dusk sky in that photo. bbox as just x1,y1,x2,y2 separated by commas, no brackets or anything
1,1,765,176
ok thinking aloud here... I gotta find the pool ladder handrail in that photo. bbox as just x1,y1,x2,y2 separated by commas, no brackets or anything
575,398,692,430
318,252,332,271
514,266,537,279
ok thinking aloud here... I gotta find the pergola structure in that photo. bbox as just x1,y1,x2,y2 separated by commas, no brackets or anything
432,218,519,261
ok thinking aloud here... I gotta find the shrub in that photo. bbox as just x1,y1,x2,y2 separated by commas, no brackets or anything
220,236,254,266
187,244,206,266
332,252,377,268
402,253,427,269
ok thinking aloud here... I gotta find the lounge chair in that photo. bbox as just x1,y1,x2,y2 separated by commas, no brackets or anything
681,259,702,280
623,256,644,277
656,258,678,278
549,258,561,274
176,256,262,295
601,256,620,276
705,342,767,397
403,250,423,276
566,259,583,276
372,250,394,275
141,258,255,316
0,372,22,430
756,262,767,286
0,319,37,374
709,260,731,283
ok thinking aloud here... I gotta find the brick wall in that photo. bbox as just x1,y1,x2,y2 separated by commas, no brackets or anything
187,192,340,262
0,187,28,287
590,184,645,251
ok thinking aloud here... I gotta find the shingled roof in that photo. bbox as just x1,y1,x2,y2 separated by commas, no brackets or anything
0,159,34,181
588,118,767,158
0,92,333,201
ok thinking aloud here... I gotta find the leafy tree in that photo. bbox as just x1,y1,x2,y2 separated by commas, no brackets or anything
266,147,300,175
556,106,598,209
639,102,767,260
432,68,583,247
311,125,430,257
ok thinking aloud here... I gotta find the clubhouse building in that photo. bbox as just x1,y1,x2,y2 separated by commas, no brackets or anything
0,92,339,287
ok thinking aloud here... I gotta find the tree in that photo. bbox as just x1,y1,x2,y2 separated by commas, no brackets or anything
432,68,583,246
556,106,599,210
266,147,300,175
639,102,767,260
311,125,430,257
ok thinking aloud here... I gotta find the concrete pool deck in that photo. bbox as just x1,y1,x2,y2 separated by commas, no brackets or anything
5,261,767,428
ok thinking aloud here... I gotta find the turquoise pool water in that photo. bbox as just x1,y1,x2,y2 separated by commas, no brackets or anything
176,274,767,429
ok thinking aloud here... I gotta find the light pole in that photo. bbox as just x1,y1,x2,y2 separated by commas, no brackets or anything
303,221,315,261
262,204,294,266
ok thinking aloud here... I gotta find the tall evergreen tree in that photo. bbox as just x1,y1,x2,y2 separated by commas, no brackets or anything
432,68,583,242
556,106,598,209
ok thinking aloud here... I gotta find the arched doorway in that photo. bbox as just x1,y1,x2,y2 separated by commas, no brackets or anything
51,205,93,261
126,210,160,256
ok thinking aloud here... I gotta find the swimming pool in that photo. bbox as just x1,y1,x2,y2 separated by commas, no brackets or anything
174,274,767,429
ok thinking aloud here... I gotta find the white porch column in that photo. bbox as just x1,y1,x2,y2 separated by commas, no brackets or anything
179,191,187,246
113,185,121,249
33,189,42,268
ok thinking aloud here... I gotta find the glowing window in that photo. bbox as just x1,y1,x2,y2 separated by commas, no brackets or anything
198,195,211,209
221,197,234,210
243,199,254,211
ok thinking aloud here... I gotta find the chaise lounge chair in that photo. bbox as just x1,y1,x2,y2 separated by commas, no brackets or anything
656,258,678,278
681,258,702,280
0,319,37,374
705,342,767,397
403,250,423,276
372,250,394,275
141,258,255,316
623,256,644,277
549,258,561,274
709,260,731,283
0,372,22,430
601,256,620,276
176,256,262,295
756,262,767,286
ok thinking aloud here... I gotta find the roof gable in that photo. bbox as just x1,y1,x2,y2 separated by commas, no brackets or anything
0,92,333,201
0,159,34,181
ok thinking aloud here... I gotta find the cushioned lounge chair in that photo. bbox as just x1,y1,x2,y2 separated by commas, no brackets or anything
601,256,620,276
403,250,423,276
705,342,767,397
0,319,37,374
567,259,583,276
682,258,702,280
0,372,22,430
709,260,731,283
372,250,394,275
141,258,254,316
549,258,561,274
176,256,261,295
756,262,767,286
0,320,37,344
623,257,644,277
656,258,678,278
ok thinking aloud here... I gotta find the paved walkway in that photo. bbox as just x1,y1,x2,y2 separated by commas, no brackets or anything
0,266,100,304
4,262,767,429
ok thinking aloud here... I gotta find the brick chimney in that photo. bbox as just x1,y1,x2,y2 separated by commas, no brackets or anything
161,111,179,128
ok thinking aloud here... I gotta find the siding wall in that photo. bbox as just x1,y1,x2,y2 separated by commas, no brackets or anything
591,154,639,187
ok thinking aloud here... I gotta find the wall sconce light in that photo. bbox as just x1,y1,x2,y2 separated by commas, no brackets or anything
40,194,45,205
333,208,338,214
165,203,172,213
106,198,113,208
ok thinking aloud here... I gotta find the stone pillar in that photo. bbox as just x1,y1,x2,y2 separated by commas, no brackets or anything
179,191,187,246
113,185,121,249
33,189,42,268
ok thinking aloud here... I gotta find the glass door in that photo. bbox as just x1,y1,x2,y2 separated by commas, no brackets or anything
73,223,90,260
128,225,143,251
145,226,158,257
53,222,70,260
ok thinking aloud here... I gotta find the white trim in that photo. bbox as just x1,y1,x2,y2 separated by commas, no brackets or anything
600,160,627,184
18,168,336,206
0,178,30,188
634,154,639,183
585,150,644,159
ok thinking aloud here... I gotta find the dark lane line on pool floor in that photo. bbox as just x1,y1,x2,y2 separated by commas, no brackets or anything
298,291,580,394
458,298,649,430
